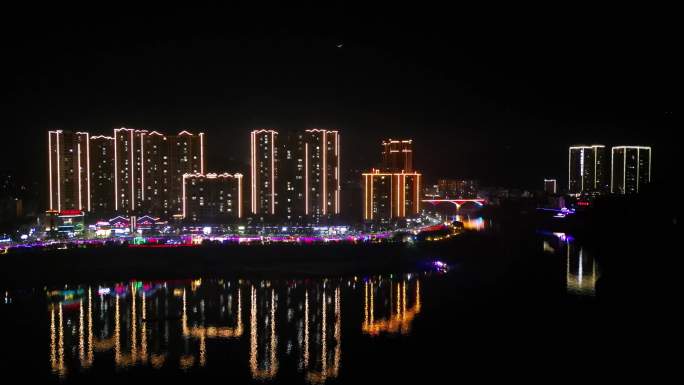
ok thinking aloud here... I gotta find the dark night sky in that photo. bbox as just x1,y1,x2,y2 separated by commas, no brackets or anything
1,4,677,195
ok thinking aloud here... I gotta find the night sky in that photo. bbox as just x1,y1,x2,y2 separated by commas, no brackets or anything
2,4,676,195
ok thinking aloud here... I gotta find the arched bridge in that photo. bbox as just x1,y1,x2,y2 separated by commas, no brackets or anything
422,199,486,209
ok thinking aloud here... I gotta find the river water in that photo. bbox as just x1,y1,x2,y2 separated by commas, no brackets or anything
0,230,611,383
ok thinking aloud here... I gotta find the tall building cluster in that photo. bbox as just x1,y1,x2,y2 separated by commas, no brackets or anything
47,128,343,224
567,144,651,195
249,129,340,223
47,129,239,222
363,139,421,222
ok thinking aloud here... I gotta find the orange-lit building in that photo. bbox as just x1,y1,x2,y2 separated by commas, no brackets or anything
363,138,421,222
363,170,421,221
381,139,413,172
48,130,90,212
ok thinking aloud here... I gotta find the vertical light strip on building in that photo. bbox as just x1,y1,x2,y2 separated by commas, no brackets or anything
77,142,82,210
199,133,205,174
140,131,145,202
362,175,366,221
48,132,53,210
648,148,652,183
322,131,326,215
56,131,61,211
85,133,90,211
593,147,598,190
237,173,242,218
182,174,187,218
610,147,614,193
130,129,135,210
250,131,256,214
369,174,374,220
416,174,420,214
568,147,571,193
270,131,275,215
636,148,640,193
335,131,340,214
114,129,118,211
305,142,309,215
623,148,626,194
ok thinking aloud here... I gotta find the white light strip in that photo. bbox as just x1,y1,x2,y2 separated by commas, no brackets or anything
593,147,598,190
199,133,205,174
78,142,82,210
140,132,145,202
56,131,61,211
237,174,242,218
114,130,118,211
611,147,614,193
568,147,571,193
579,148,584,192
322,131,326,215
336,131,340,214
623,148,626,194
182,174,187,218
48,132,53,210
648,148,651,183
250,131,255,214
270,131,275,215
130,130,135,211
416,174,420,214
636,148,640,193
305,142,309,215
86,133,90,211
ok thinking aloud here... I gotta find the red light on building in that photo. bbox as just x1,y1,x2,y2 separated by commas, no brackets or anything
59,209,84,216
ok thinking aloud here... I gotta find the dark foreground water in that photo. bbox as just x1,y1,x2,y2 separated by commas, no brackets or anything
0,232,662,383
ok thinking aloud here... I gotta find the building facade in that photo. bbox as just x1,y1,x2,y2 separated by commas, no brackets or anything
381,139,413,172
568,145,607,194
544,179,557,195
363,170,421,222
436,179,478,198
182,173,243,222
113,128,204,216
302,129,340,220
611,146,651,194
48,130,90,212
90,135,115,214
251,129,278,216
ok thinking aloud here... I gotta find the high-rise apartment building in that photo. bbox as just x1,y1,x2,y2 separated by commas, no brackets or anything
250,129,278,216
544,179,557,195
182,172,242,222
90,135,114,214
114,128,204,216
568,145,607,194
381,139,413,172
611,146,651,194
362,137,421,222
363,170,421,221
48,130,90,212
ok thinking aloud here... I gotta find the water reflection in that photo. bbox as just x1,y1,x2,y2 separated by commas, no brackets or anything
363,279,421,336
454,215,488,231
45,272,435,383
544,233,600,296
